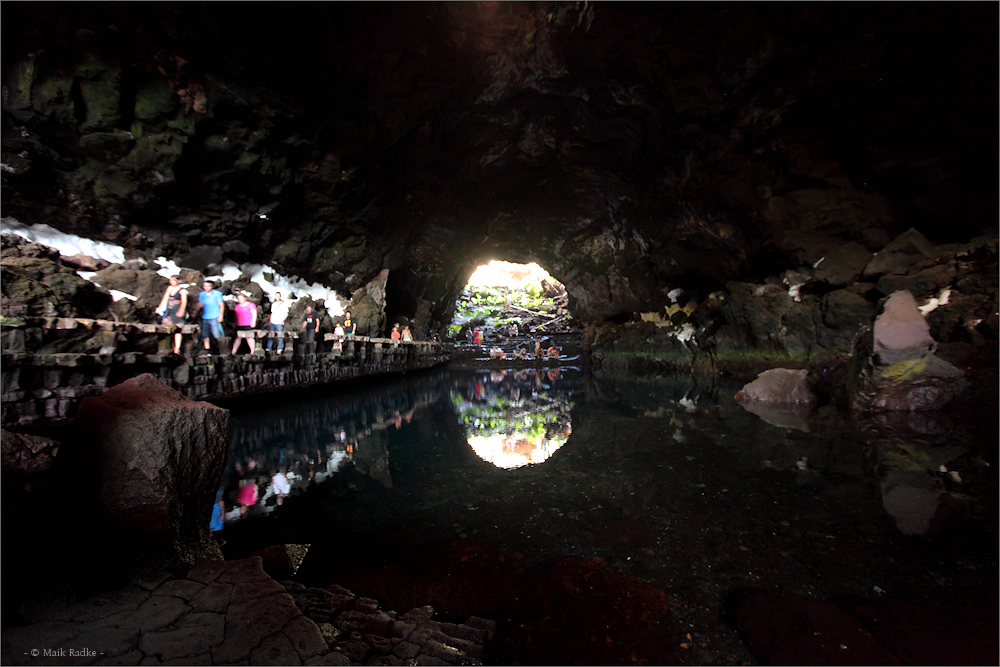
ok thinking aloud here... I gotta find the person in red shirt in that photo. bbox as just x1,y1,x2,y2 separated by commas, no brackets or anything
390,323,401,340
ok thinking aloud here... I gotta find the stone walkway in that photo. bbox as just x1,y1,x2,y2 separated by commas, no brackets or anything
1,557,494,666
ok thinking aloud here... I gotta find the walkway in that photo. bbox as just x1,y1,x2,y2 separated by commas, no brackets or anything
1,316,451,427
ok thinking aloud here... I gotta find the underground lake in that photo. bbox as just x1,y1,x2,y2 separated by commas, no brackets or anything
217,365,999,665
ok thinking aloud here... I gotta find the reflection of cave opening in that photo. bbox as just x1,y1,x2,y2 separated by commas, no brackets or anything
451,368,573,469
449,261,571,342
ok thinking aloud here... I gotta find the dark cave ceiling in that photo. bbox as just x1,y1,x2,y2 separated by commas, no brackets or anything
1,2,997,325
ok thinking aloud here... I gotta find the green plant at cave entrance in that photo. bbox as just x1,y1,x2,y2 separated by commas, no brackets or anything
450,261,571,341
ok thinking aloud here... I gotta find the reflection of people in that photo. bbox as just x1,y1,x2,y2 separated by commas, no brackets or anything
232,292,258,355
401,325,413,341
237,478,258,515
156,276,188,355
272,469,290,506
267,292,290,352
343,310,357,335
301,304,320,342
210,488,225,540
198,280,225,353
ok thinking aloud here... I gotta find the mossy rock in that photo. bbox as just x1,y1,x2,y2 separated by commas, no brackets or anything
31,73,75,113
78,130,136,162
203,134,233,153
4,57,35,110
134,78,178,121
75,56,110,79
93,166,139,199
167,112,199,136
349,292,385,337
234,151,259,170
79,69,123,131
120,132,187,174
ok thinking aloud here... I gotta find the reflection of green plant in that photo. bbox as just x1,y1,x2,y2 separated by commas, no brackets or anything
450,390,573,440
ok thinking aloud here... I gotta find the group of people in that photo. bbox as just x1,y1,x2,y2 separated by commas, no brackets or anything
389,323,413,341
156,277,360,355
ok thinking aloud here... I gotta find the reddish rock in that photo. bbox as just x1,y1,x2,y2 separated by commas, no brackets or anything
61,253,110,272
735,368,816,404
873,291,936,364
74,373,230,568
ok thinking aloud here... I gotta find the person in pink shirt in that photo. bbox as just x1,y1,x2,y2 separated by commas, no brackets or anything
231,292,259,355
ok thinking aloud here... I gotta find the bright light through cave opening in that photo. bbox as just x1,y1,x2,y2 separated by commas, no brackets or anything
449,261,570,340
449,261,575,469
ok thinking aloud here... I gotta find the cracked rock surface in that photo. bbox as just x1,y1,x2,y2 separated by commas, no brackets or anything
1,557,492,666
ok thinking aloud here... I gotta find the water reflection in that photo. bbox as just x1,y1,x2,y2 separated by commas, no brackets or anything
223,369,995,664
225,374,443,519
450,368,577,468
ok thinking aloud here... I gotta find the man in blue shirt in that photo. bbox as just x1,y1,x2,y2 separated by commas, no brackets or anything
199,280,225,353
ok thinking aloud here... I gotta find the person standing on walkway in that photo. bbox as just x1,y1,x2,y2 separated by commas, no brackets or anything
390,323,401,341
231,292,258,355
401,325,413,341
300,304,320,342
266,292,290,353
343,310,357,335
198,280,225,354
155,275,187,355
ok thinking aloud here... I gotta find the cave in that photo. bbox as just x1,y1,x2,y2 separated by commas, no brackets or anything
1,3,997,666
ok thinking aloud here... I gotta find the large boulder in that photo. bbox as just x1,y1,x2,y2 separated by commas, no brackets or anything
735,368,816,405
74,374,230,568
862,228,936,278
814,241,872,286
872,291,936,365
850,291,968,412
1,234,113,318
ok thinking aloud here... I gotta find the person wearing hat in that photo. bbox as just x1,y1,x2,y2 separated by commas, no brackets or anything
390,323,401,341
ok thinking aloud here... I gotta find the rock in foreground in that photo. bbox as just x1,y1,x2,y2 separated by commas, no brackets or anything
74,373,230,568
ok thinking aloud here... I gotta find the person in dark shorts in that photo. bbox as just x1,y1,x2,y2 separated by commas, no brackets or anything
155,275,188,355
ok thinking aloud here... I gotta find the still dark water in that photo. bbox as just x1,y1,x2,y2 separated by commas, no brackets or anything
221,366,998,665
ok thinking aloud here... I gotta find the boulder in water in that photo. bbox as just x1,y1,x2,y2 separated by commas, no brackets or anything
735,368,816,405
873,291,936,364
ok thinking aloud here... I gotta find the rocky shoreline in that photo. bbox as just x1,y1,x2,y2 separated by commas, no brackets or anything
1,556,494,667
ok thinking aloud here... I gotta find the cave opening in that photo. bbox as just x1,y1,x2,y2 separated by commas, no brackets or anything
449,260,574,345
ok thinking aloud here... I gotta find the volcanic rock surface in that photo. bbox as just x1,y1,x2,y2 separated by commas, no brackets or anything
1,3,996,341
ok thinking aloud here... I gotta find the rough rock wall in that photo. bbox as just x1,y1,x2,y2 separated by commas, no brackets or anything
588,232,998,380
2,4,996,337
